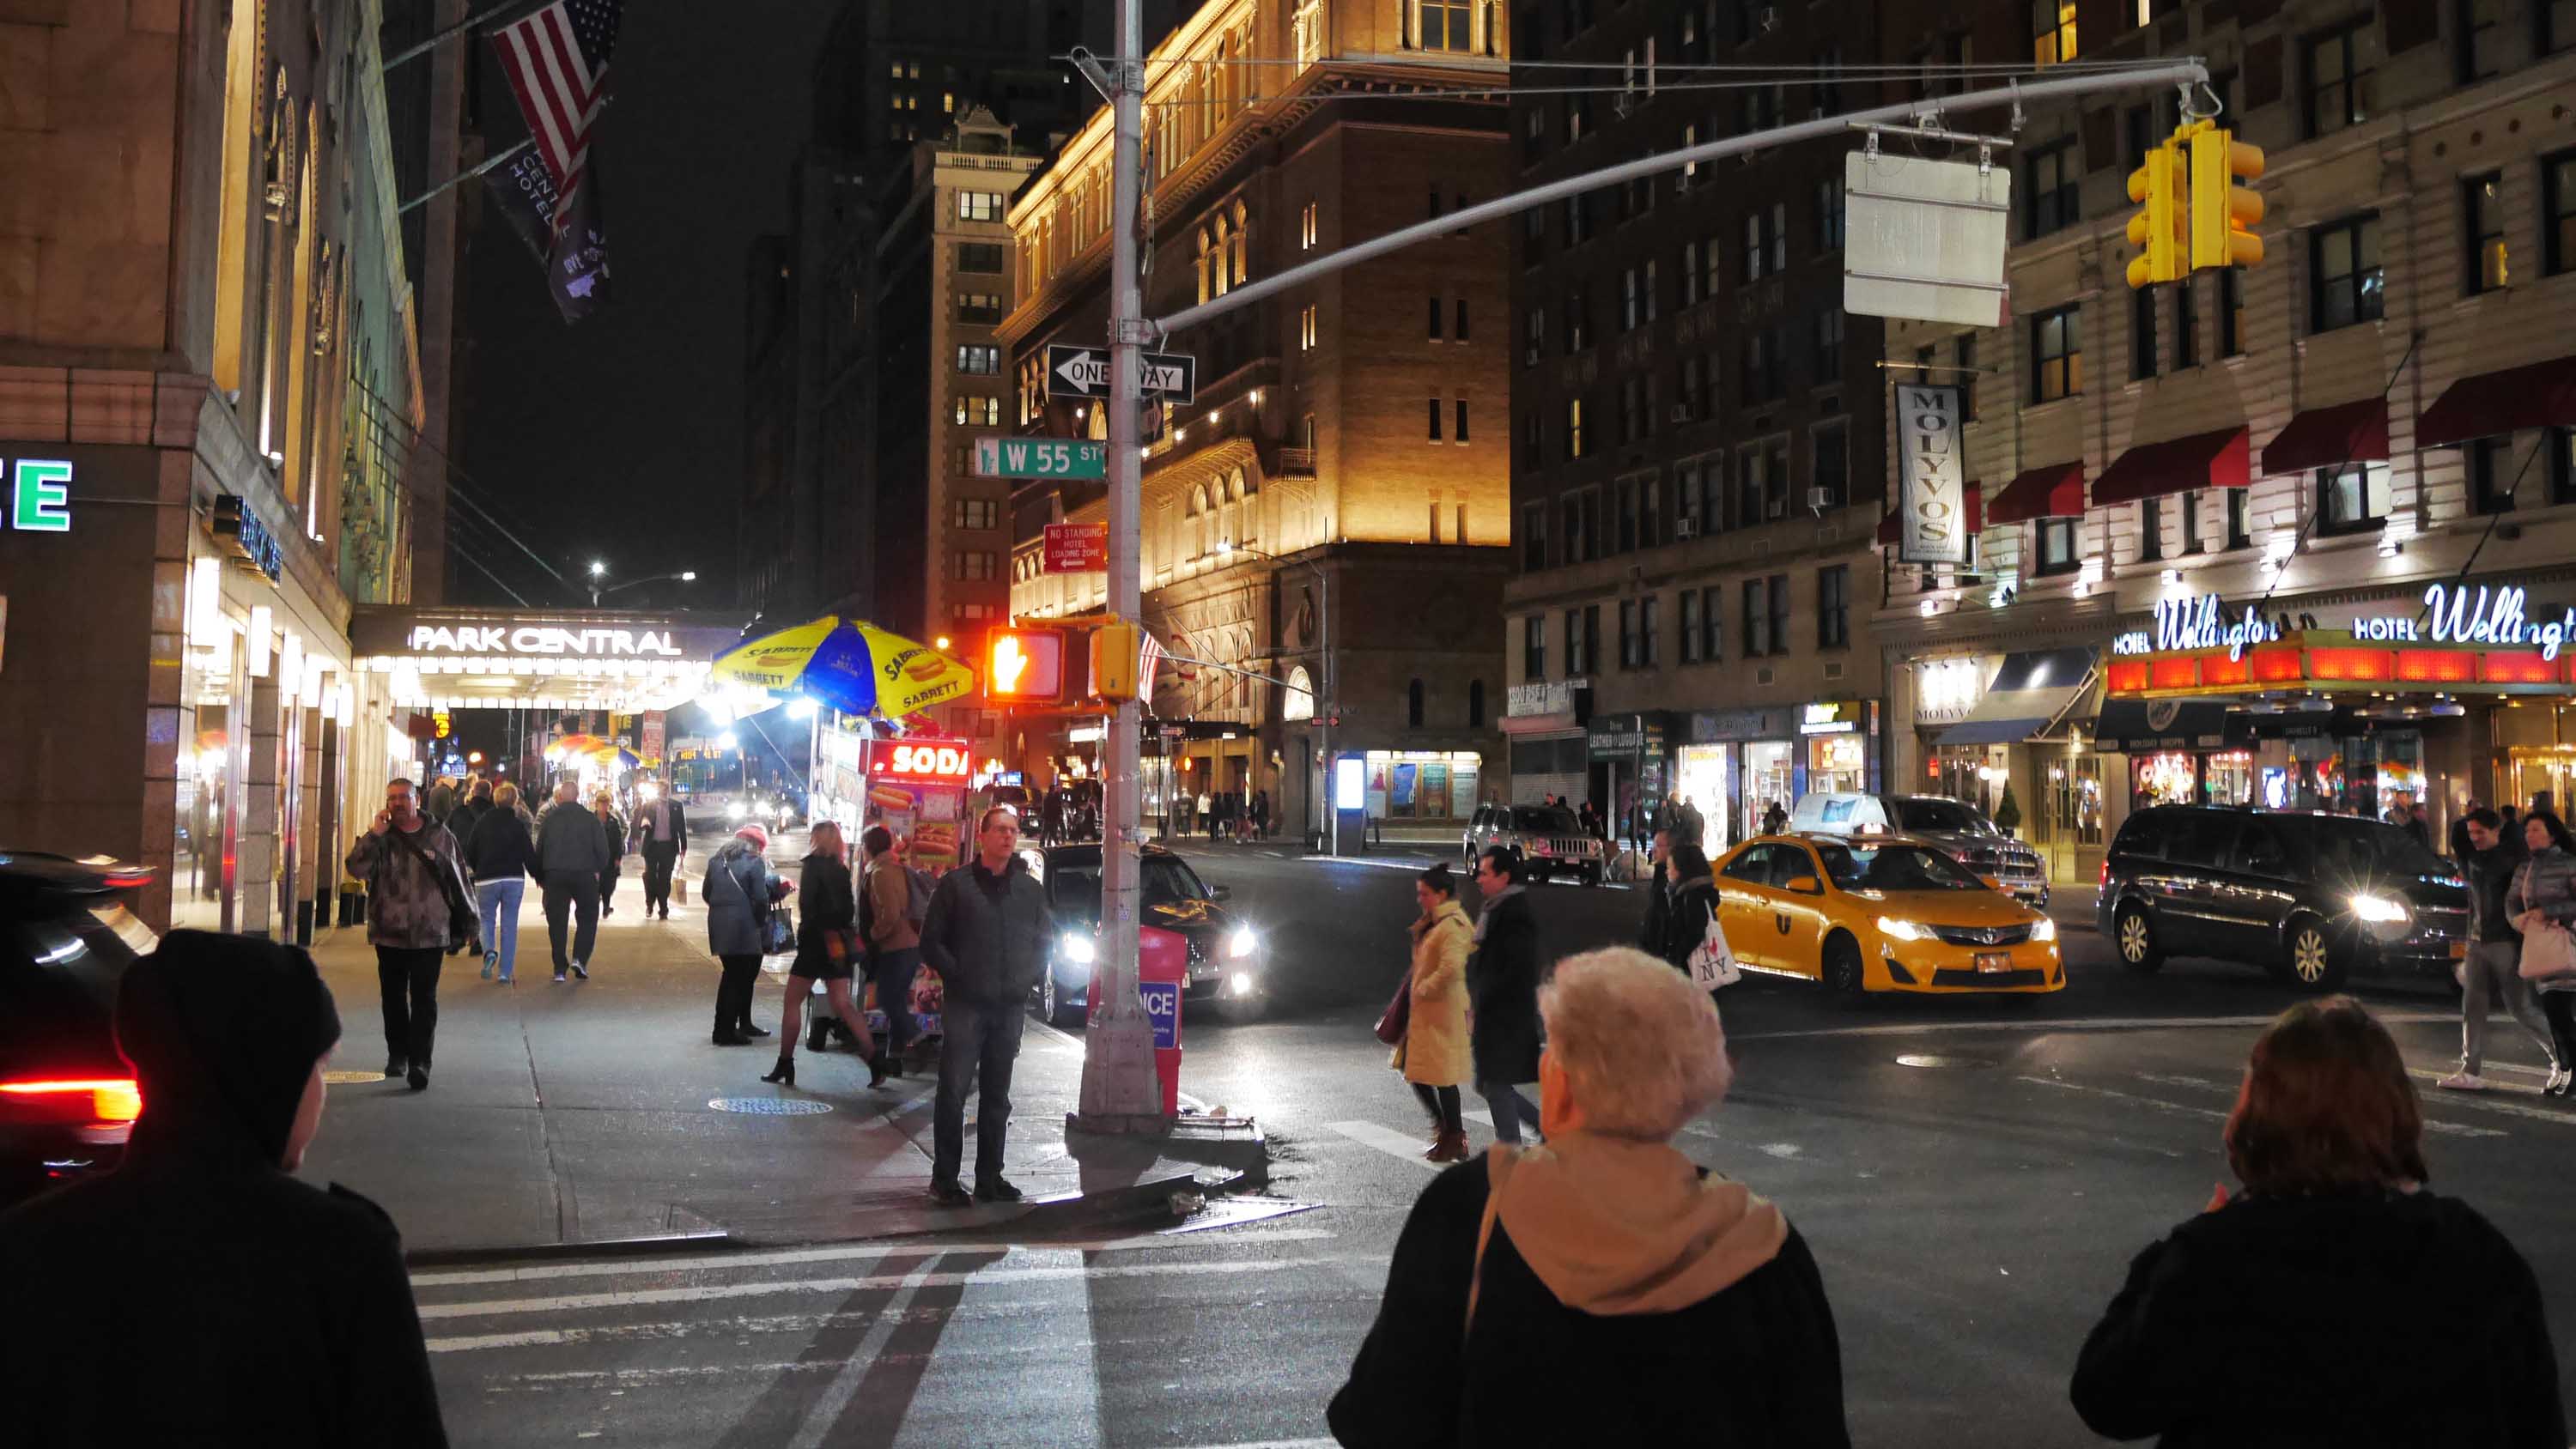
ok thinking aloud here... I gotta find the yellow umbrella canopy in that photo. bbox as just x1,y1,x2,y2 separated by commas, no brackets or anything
710,616,976,720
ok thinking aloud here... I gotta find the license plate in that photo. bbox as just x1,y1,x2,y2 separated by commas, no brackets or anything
1975,952,2013,973
2451,941,2469,960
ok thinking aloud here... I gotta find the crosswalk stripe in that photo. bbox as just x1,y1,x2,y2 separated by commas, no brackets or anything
2404,1069,2576,1125
1324,1119,1443,1169
409,1225,1338,1290
2025,1072,2504,1137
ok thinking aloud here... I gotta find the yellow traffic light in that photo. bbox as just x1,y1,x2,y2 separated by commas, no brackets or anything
1088,621,1140,701
2189,126,2265,270
2124,142,2185,289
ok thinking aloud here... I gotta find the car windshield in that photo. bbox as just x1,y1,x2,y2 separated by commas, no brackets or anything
1509,806,1581,833
1817,843,1985,892
1894,798,1996,836
1045,857,1209,918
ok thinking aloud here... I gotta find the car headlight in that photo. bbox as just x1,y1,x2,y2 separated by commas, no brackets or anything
1875,916,1929,942
2031,916,2057,943
2350,893,2409,925
1227,926,1257,959
1058,932,1097,967
726,800,746,821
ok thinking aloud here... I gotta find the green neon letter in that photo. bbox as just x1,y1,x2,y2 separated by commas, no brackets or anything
12,459,71,532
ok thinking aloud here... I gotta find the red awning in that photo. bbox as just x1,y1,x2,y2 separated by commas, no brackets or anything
2261,397,2389,476
1877,482,1984,544
2417,355,2576,449
2090,427,2251,508
1984,462,2086,525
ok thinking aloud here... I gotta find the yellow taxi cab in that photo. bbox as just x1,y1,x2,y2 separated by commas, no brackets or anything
1709,832,2064,998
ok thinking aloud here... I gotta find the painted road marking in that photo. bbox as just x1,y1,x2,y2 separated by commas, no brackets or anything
2404,1069,2576,1126
1303,855,1445,873
1326,1119,1444,1170
2023,1073,2503,1137
1737,1011,2457,1043
409,1226,1338,1290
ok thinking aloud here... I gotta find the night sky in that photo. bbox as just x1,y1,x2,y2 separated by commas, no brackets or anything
455,1,834,615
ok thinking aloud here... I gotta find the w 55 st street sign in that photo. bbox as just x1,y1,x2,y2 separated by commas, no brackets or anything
975,436,1107,480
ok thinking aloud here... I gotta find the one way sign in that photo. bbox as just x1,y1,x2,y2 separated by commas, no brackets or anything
1044,343,1195,404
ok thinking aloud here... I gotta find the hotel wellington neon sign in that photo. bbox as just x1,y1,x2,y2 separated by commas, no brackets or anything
2114,585,2576,663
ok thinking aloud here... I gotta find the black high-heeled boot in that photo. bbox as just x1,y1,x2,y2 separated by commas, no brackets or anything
760,1053,795,1086
866,1044,889,1089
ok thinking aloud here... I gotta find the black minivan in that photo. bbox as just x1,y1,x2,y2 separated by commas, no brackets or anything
2096,806,2469,990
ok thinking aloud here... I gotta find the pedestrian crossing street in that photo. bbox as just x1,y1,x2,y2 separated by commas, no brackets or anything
411,1215,1371,1449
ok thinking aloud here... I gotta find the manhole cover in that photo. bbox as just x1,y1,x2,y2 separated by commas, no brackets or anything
324,1070,388,1084
1894,1053,1997,1070
708,1096,835,1116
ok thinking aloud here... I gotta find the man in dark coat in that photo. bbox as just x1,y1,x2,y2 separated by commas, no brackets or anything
1635,826,1674,955
0,932,447,1447
919,806,1055,1207
1468,846,1545,1145
536,781,611,979
628,777,690,920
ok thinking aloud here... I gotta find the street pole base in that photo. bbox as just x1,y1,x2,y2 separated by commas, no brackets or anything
1065,1111,1180,1137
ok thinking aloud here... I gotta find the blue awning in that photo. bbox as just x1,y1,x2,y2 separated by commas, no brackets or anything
1935,648,2098,749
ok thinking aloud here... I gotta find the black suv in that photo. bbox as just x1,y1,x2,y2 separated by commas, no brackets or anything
2096,806,2468,990
2,852,158,1205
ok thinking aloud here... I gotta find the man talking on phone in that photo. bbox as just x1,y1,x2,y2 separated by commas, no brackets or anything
344,779,471,1091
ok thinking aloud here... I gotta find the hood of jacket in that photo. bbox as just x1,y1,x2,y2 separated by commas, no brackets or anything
1486,1131,1786,1316
115,931,341,1170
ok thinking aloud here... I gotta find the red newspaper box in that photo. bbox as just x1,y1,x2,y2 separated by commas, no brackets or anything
1090,925,1186,1116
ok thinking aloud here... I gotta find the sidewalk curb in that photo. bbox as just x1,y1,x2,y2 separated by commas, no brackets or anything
404,1217,735,1270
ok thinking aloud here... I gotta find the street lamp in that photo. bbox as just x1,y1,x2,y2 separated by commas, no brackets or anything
1213,537,1333,855
591,568,701,608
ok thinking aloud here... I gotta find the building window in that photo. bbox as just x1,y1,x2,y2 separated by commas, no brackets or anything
1814,310,1844,380
1523,202,1546,263
2034,517,2081,574
1522,409,1543,469
1618,600,1638,669
1567,397,1587,458
2219,266,2245,355
957,292,1004,324
1742,579,1770,658
956,344,1000,375
956,242,1004,273
954,499,999,530
1523,306,1544,367
1766,575,1790,655
1621,266,1643,331
2305,19,2373,138
1427,398,1443,442
1455,399,1471,442
1429,294,1444,341
1615,477,1639,553
2311,214,2385,331
955,550,999,580
1641,261,1656,323
1812,417,1849,509
1640,596,1659,666
1680,588,1702,663
1523,615,1546,678
956,191,1006,221
1521,502,1546,570
1813,179,1846,258
1817,564,1850,648
2552,427,2576,503
1407,677,1426,726
2130,287,2159,381
2178,488,2203,553
1455,298,1470,341
1300,304,1318,349
1678,355,1704,422
1640,473,1663,549
1620,377,1646,446
2139,494,2165,561
2458,0,2505,82
2319,462,2393,533
1695,456,1725,534
2470,436,2513,514
2173,278,2199,368
2030,305,2082,403
2546,151,2576,276
2026,137,2080,238
1697,585,1722,661
2032,0,2077,64
1523,104,1546,166
1565,94,1590,146
953,396,1000,426
2226,487,2252,549
1680,241,1702,306
2450,173,2510,300
1561,494,1585,563
1742,327,1784,403
1702,233,1723,300
1564,608,1588,675
1564,288,1590,351
1741,202,1785,281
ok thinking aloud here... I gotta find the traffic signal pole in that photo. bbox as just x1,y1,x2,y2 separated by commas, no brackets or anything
1075,0,1166,1131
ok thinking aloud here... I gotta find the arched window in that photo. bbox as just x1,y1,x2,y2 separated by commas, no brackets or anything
1229,200,1249,286
1407,678,1425,728
1194,229,1212,304
1284,665,1315,720
1468,679,1486,729
1212,215,1231,295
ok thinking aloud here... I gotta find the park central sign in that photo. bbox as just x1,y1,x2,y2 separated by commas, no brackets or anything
405,625,684,657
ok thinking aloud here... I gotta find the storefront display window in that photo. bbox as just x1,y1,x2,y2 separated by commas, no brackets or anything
1809,734,1867,796
1745,741,1793,830
2133,751,2196,809
1933,748,1990,814
2511,745,2576,816
1675,744,1731,846
1365,750,1481,820
2038,753,2103,881
2205,749,2254,807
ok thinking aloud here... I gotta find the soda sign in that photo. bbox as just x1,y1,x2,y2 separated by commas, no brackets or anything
875,739,974,784
1139,979,1181,1051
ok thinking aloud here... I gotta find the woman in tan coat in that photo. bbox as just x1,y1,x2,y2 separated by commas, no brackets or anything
1396,862,1475,1161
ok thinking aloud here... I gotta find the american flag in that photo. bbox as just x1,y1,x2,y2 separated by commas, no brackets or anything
492,0,623,245
1139,629,1168,700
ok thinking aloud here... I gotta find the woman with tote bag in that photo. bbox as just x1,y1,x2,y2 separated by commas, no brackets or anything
2509,810,2576,1094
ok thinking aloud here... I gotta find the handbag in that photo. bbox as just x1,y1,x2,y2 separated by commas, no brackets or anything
2518,923,2576,983
821,926,862,967
763,910,799,956
388,826,477,953
1685,891,1741,991
1374,975,1412,1046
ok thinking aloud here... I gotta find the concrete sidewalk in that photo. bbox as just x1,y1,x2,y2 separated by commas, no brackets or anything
296,888,1260,1259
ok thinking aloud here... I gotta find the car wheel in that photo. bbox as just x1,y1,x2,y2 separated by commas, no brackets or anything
2282,916,2348,991
2113,904,2164,974
1822,936,1868,1003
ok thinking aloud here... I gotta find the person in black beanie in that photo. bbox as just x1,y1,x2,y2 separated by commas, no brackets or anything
0,931,449,1447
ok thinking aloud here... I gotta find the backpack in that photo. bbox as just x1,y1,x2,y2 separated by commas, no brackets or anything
902,864,936,929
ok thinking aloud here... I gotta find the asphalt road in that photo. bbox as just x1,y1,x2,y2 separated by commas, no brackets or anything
419,839,2576,1448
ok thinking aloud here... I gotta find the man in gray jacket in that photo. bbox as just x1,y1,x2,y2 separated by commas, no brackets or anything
536,781,611,981
343,778,471,1090
918,807,1054,1206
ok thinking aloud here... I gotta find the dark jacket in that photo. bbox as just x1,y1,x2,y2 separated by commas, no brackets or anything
702,837,779,958
2509,846,2576,931
2464,836,2531,943
462,806,538,885
1636,860,1672,955
596,812,626,876
0,932,447,1448
1659,876,1721,973
537,799,611,877
2071,1188,2562,1448
920,854,1054,1007
1328,1143,1847,1447
791,852,857,976
453,796,495,841
1467,885,1541,1085
629,795,689,855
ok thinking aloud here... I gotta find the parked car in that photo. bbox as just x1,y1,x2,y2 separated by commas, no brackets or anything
1789,791,2050,906
2095,805,2470,991
1030,844,1265,1025
1,852,158,1206
1712,833,2063,1000
1461,803,1605,886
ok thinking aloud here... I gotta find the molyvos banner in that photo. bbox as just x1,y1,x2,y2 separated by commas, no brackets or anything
1895,384,1968,567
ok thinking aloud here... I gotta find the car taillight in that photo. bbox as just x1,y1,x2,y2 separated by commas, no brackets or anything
0,1077,143,1129
2099,859,2111,888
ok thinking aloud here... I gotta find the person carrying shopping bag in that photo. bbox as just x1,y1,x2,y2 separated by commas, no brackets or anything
1388,862,1473,1162
703,824,787,1046
2508,810,2576,1095
760,821,884,1088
